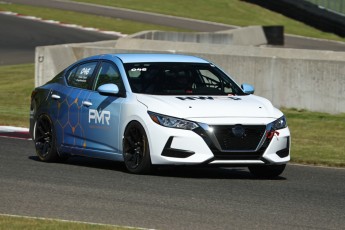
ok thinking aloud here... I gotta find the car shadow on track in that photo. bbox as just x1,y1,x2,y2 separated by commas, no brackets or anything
28,155,128,172
28,155,286,180
153,166,287,180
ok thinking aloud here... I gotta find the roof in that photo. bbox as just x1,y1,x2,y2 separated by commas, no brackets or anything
105,53,209,64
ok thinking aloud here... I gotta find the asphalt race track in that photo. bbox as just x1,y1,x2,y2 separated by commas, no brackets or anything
1,137,344,229
0,14,118,65
1,1,345,229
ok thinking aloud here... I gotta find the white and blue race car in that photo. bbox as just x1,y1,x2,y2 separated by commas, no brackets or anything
30,53,290,177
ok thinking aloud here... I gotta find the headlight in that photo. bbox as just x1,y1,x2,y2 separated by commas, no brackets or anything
271,115,287,130
148,112,199,130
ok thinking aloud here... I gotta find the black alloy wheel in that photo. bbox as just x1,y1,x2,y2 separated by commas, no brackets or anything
34,114,59,162
123,121,152,174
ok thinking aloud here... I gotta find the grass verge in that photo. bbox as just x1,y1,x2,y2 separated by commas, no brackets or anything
0,64,344,167
282,108,345,167
0,214,137,230
0,64,33,127
73,0,345,42
0,3,185,34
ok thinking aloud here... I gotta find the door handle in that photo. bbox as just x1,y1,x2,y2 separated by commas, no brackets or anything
82,101,92,107
51,94,60,100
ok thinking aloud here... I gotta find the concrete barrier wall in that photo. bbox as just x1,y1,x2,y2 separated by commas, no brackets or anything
205,55,345,113
35,40,118,86
128,26,268,46
35,38,345,114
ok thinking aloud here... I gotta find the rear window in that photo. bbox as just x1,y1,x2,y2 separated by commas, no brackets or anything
66,62,98,89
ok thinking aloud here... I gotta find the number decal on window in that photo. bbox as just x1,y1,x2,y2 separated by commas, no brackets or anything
131,68,147,72
80,67,91,75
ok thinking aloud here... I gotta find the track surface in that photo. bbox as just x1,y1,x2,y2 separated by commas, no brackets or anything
1,137,344,230
0,13,118,65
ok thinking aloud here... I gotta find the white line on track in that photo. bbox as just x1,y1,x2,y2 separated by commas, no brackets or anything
0,126,28,132
0,126,31,140
0,213,155,230
289,163,345,170
0,135,31,140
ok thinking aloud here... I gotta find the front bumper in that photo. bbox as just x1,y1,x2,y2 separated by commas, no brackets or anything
147,118,290,166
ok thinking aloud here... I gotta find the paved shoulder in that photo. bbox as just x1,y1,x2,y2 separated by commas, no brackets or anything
284,35,345,51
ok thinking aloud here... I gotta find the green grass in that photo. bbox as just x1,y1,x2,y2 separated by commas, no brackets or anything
0,3,185,34
0,64,344,167
73,0,345,42
0,215,136,230
282,109,345,167
0,64,34,127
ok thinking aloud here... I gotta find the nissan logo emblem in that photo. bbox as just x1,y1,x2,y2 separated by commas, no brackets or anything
232,125,245,138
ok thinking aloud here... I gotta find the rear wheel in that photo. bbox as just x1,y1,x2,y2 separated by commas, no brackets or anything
123,121,152,174
248,164,286,178
34,114,59,162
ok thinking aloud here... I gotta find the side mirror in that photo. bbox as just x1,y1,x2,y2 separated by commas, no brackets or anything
97,83,119,96
241,83,255,94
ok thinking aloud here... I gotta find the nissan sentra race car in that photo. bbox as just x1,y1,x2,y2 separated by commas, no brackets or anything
30,53,290,177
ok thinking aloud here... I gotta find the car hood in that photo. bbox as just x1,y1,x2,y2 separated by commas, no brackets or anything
136,94,281,119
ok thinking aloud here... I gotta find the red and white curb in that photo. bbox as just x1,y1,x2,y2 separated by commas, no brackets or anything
0,126,31,140
0,10,127,37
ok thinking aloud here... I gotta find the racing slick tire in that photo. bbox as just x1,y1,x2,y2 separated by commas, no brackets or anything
248,164,286,178
34,114,59,162
123,121,152,174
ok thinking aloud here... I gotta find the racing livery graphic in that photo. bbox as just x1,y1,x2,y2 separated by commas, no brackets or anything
30,54,290,177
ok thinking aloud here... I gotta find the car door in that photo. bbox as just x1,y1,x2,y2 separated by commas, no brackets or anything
54,61,99,151
79,61,125,159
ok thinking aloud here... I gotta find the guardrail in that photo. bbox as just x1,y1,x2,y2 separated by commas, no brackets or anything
305,0,345,15
243,0,345,38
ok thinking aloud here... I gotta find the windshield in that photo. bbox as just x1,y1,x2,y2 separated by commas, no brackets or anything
124,62,245,96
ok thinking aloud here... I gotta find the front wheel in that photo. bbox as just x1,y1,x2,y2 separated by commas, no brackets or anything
123,121,152,174
248,164,286,178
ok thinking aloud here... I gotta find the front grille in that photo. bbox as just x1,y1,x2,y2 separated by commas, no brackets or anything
212,125,266,151
211,137,271,160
